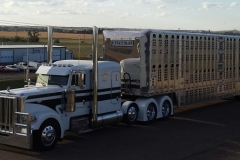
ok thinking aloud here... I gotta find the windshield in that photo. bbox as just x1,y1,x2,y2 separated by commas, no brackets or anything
36,74,69,86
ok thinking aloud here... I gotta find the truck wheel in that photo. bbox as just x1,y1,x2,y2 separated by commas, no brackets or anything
124,104,138,124
147,103,157,122
162,100,171,119
33,119,60,150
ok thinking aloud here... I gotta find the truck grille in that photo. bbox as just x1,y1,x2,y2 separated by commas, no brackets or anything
0,95,32,149
0,97,19,133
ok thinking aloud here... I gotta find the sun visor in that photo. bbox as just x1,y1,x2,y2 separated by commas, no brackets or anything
36,65,71,76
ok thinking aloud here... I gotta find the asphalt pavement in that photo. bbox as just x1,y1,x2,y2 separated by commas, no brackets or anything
0,98,240,160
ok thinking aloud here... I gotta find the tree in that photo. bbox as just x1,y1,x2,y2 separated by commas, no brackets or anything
54,39,60,43
27,30,40,42
12,36,21,42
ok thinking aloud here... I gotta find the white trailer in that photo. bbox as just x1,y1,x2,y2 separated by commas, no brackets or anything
103,30,240,107
23,54,44,62
28,61,42,69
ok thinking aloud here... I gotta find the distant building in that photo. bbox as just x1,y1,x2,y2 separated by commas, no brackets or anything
0,45,72,64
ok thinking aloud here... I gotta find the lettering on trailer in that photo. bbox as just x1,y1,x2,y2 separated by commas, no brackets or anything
111,40,133,47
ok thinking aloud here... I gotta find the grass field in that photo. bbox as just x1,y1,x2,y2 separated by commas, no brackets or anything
0,31,104,59
0,79,37,90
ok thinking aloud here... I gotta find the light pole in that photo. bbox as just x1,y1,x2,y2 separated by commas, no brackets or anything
79,34,81,59
25,36,29,83
84,30,86,43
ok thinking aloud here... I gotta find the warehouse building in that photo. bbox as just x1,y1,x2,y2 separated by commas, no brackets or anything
0,45,73,64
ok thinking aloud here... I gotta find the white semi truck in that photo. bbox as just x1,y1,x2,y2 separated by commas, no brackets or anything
0,27,239,150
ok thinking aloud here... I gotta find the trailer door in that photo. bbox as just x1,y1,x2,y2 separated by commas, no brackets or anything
0,50,13,63
52,49,60,61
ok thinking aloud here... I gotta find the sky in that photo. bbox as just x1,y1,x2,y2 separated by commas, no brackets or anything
0,0,239,31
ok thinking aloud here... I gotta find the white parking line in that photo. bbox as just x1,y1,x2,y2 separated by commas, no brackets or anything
171,117,226,127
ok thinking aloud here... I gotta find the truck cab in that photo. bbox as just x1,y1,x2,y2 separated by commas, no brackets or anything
0,59,123,150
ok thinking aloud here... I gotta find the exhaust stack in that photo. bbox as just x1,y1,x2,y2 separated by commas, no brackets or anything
47,26,53,63
92,26,98,128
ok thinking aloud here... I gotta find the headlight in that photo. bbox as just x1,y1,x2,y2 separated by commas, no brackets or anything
16,126,27,134
21,115,37,121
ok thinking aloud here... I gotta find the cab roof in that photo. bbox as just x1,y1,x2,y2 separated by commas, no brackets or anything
36,60,120,76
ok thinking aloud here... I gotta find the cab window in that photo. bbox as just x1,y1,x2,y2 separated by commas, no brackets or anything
71,72,86,88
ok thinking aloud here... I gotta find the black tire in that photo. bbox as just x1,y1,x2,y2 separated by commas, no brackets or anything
124,104,138,124
33,119,60,151
162,100,171,119
146,103,157,122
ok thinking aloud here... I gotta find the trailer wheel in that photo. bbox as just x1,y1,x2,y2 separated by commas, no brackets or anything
147,103,157,122
33,119,60,150
124,104,138,124
162,100,171,119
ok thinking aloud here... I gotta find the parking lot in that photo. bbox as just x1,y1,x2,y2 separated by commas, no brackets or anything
0,70,37,80
0,98,240,160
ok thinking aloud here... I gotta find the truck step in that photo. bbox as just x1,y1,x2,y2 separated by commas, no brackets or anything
78,129,92,134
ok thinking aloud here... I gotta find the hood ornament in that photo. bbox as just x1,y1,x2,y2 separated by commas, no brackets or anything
7,86,11,92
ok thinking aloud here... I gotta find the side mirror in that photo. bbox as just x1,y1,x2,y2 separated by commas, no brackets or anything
61,89,76,112
78,73,85,89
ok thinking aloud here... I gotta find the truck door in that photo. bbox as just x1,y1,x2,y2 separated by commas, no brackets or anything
111,71,121,104
71,71,88,109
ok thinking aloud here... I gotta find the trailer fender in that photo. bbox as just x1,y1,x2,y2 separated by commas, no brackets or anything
135,98,158,121
153,95,173,118
25,104,64,138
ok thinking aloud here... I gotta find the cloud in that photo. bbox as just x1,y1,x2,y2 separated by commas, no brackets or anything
97,9,115,13
135,0,160,4
4,1,15,7
175,7,187,10
142,12,166,17
35,8,83,16
119,12,131,19
142,13,152,17
202,2,224,9
98,2,114,7
135,0,181,3
92,0,109,2
230,2,238,7
2,0,87,8
157,4,165,9
160,0,181,2
35,10,52,15
155,11,167,17
0,10,15,15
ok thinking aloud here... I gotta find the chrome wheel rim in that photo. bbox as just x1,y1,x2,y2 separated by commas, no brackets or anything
147,105,156,120
128,106,137,121
41,126,56,146
162,101,170,117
